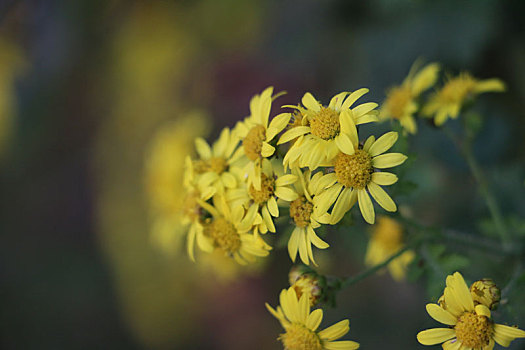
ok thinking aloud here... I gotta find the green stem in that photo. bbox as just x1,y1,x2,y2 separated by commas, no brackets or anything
443,127,511,248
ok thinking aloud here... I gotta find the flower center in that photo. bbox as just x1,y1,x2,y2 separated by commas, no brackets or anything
243,125,266,161
290,196,313,228
248,173,275,204
455,312,492,349
334,150,374,189
194,157,228,174
440,75,476,104
279,323,322,350
204,217,241,255
310,107,340,140
387,86,412,119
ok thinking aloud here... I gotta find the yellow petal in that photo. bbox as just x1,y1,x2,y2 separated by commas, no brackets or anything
267,113,291,141
324,341,360,350
278,126,310,145
448,272,474,312
474,78,506,94
416,328,456,345
368,131,398,157
275,174,298,187
330,188,354,224
287,227,301,262
268,196,279,217
442,339,462,350
335,133,355,155
305,308,323,331
357,189,375,224
372,153,407,169
363,135,375,152
341,88,369,110
371,172,398,186
475,304,491,318
302,92,320,111
351,102,378,119
307,226,329,249
329,91,349,110
275,186,299,201
411,63,440,96
493,324,525,339
195,137,212,159
261,142,275,158
318,319,350,341
367,182,397,212
426,304,457,326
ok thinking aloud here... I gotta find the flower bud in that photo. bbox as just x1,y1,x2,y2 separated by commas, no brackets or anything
291,274,325,307
288,265,313,285
470,279,501,310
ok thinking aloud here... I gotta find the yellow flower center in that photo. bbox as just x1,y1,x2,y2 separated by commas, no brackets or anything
386,86,412,119
439,74,476,104
455,312,492,349
290,196,313,228
194,157,228,174
334,150,374,189
310,107,340,140
279,323,322,350
204,217,241,255
248,173,275,204
243,125,266,161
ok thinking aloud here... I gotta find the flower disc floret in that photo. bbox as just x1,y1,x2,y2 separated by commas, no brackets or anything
243,125,266,161
204,217,241,255
248,173,275,203
334,150,373,189
279,323,323,350
310,107,340,140
455,312,492,348
290,196,313,228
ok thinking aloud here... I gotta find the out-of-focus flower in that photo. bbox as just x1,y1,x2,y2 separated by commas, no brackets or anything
314,132,406,225
279,89,378,170
266,287,360,350
145,113,209,254
417,272,525,349
423,72,505,126
234,86,290,190
0,36,27,159
364,216,414,281
227,158,297,235
381,62,440,134
287,169,331,266
470,279,501,310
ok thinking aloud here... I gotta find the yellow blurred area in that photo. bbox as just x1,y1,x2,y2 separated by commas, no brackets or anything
92,1,266,347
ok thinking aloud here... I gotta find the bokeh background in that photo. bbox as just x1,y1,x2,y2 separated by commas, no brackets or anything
2,0,525,349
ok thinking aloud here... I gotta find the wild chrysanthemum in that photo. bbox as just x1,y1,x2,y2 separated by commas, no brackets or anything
364,216,414,281
381,62,440,134
287,168,332,266
192,127,242,200
196,196,271,265
278,89,379,170
266,287,360,350
314,131,407,225
417,272,525,349
423,72,505,126
234,86,290,190
227,159,298,235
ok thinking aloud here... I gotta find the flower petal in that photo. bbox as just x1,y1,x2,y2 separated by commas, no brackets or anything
267,113,291,141
305,308,323,331
278,126,310,145
335,133,355,155
261,142,275,158
318,319,350,342
330,188,354,224
426,304,457,326
357,189,375,224
275,187,299,201
302,92,320,112
341,88,369,110
372,153,407,169
367,182,397,212
324,341,360,350
368,131,398,157
416,328,456,345
371,172,398,186
195,137,212,159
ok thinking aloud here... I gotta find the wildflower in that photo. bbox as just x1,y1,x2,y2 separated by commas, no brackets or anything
381,62,440,134
290,273,326,307
364,216,414,281
235,87,290,190
227,158,298,235
266,287,360,350
470,279,501,310
278,89,378,170
192,127,242,200
423,72,505,126
197,196,271,265
287,169,332,265
314,131,407,224
417,272,525,349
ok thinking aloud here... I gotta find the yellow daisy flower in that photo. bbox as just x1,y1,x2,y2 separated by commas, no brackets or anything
364,216,415,281
381,62,440,134
287,168,332,266
423,72,506,126
235,86,291,190
278,89,379,170
417,272,525,349
227,158,298,235
196,195,271,265
314,131,407,225
192,127,242,200
266,287,360,350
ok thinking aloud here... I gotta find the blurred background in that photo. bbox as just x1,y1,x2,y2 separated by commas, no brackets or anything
1,0,525,349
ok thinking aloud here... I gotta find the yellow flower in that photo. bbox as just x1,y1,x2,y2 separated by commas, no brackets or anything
314,131,407,225
196,195,271,265
192,127,243,200
423,72,505,126
266,287,360,350
470,279,500,310
287,168,332,266
381,62,440,134
234,86,291,190
279,89,379,170
227,158,298,235
417,272,525,349
364,216,414,281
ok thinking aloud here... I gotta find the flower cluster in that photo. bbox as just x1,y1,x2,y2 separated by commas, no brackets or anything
180,86,407,267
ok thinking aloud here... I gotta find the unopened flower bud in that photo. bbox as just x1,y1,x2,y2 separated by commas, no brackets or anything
288,265,313,285
470,279,501,310
291,273,326,307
